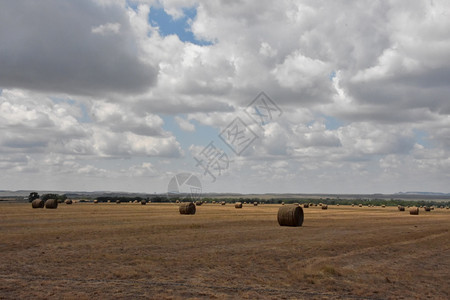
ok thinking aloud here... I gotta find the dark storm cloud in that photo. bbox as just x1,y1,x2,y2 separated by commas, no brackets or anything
0,0,158,96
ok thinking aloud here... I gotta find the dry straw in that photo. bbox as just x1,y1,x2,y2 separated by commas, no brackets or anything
278,205,304,227
235,202,243,208
45,199,58,209
179,202,196,215
409,207,419,215
31,199,45,208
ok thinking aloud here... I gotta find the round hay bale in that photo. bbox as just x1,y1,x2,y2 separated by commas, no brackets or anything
212,201,216,204
277,205,304,227
176,200,180,204
431,206,435,210
253,202,258,206
93,199,98,203
303,203,309,208
409,207,419,215
221,201,226,205
179,202,196,215
235,202,243,208
351,204,355,207
116,200,120,204
31,199,45,208
319,203,323,207
381,205,386,208
398,206,405,211
336,203,339,206
281,202,285,205
45,199,58,209
141,200,147,205
321,204,328,210
107,200,111,203
195,201,202,206
65,199,73,205
424,206,431,212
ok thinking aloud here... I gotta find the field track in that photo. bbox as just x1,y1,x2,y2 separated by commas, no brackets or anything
1,203,449,299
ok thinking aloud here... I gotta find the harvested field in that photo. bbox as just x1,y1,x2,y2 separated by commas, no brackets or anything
0,203,449,299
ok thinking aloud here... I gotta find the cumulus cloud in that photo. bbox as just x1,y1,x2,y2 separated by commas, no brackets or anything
1,0,450,193
0,0,158,96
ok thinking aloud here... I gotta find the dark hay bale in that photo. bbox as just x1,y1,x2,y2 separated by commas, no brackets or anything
94,199,98,203
410,207,419,215
359,204,362,207
31,199,45,208
195,201,202,206
352,204,355,207
303,203,309,208
381,205,386,208
212,201,216,204
65,199,73,205
45,199,58,209
179,202,196,215
424,206,431,212
253,202,258,206
321,204,328,210
141,200,147,205
319,203,323,207
398,206,405,211
221,201,226,205
116,200,120,204
235,202,243,208
278,205,304,227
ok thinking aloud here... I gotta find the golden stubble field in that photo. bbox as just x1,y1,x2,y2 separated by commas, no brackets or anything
0,202,449,299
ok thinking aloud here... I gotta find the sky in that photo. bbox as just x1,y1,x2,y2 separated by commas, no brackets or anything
1,0,450,194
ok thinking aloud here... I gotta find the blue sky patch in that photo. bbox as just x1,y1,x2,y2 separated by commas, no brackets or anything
162,115,223,156
148,6,212,46
413,129,432,148
51,97,92,123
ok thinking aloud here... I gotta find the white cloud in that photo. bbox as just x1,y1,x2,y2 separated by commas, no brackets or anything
91,22,121,35
1,0,450,193
175,116,195,132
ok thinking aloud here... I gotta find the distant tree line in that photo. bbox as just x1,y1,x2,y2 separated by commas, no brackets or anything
28,192,67,203
91,194,449,207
